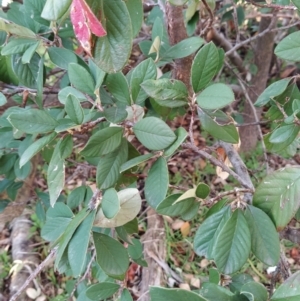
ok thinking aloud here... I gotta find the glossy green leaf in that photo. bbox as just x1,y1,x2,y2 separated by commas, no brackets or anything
93,0,132,73
241,282,268,301
145,157,168,208
200,283,235,301
81,127,123,158
48,47,77,70
94,188,142,228
8,109,58,134
96,140,128,189
68,63,95,95
164,127,188,157
1,38,38,55
271,271,300,301
269,124,299,144
150,287,206,301
41,203,73,242
102,188,120,219
106,72,131,105
254,78,291,107
198,109,239,143
86,282,120,301
41,0,72,20
253,166,300,230
93,232,129,278
196,183,210,199
191,42,219,93
194,205,231,257
20,133,57,167
214,209,251,274
47,140,65,207
65,95,84,124
120,153,154,173
125,0,143,38
244,205,280,266
55,209,89,268
133,117,176,150
130,58,157,105
164,37,204,60
141,78,188,107
68,210,95,277
275,31,300,62
197,83,234,110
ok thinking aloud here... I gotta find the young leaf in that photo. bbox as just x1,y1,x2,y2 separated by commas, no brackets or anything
68,210,96,277
102,188,120,219
214,209,251,274
81,127,123,158
133,117,176,150
8,109,58,134
47,47,78,70
93,0,133,73
94,188,142,228
244,205,280,266
196,83,234,110
253,166,300,230
41,0,72,20
86,282,120,301
145,157,169,208
93,232,129,279
270,270,300,301
150,287,206,301
65,95,84,125
196,183,210,199
254,78,291,107
191,42,219,93
274,31,300,62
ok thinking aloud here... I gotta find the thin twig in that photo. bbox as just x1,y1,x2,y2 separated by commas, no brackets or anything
210,188,253,203
200,0,214,36
231,0,240,44
9,249,56,301
182,142,254,191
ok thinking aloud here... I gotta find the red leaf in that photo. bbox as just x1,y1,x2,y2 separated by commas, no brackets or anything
70,0,106,55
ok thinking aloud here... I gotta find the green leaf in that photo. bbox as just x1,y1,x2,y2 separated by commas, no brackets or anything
130,58,157,105
1,38,38,55
194,205,231,257
93,232,129,279
93,0,132,73
14,159,31,180
125,0,143,38
271,271,300,301
120,153,154,173
22,42,39,64
68,210,95,277
164,37,204,60
104,104,128,123
67,186,87,209
241,282,268,301
86,282,120,301
150,287,206,301
214,209,251,274
0,19,36,38
48,47,78,70
157,194,197,217
229,274,254,294
106,72,131,105
173,188,196,204
128,238,143,260
24,0,49,26
94,188,142,228
206,199,229,218
196,183,210,199
197,83,234,110
81,127,123,158
191,42,219,93
133,117,176,150
41,0,72,20
141,79,188,108
55,209,89,268
20,133,57,167
11,53,40,88
8,109,58,134
292,0,300,10
254,78,291,107
269,124,299,144
88,59,106,90
209,268,220,285
96,139,128,189
0,92,7,106
164,127,188,157
102,188,120,219
200,283,235,301
275,31,300,62
68,63,95,95
36,54,44,108
65,95,84,125
244,205,280,266
145,157,169,208
253,166,300,230
58,134,73,159
58,86,87,104
121,288,133,301
41,203,73,242
198,109,239,143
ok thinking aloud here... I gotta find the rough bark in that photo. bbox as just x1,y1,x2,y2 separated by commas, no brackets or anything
240,17,276,152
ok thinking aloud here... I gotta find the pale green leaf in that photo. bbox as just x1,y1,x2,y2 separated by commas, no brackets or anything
41,0,72,21
86,282,120,301
102,188,120,219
